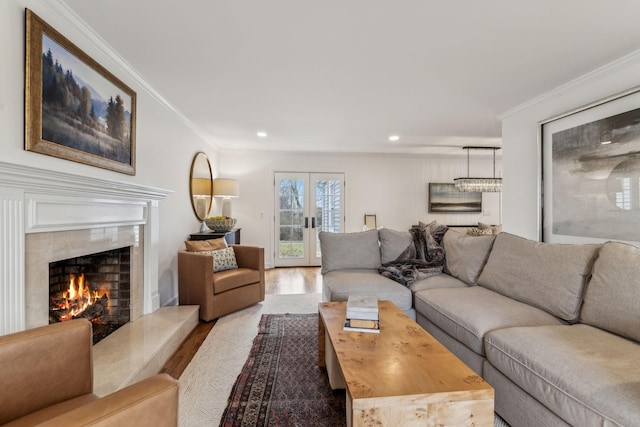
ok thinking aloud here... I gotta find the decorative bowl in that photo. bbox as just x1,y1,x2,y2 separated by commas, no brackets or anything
205,218,237,232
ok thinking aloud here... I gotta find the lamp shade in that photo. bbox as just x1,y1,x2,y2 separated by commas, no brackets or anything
213,178,239,198
191,178,212,196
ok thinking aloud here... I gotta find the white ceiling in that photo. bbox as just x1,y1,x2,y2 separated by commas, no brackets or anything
61,0,640,155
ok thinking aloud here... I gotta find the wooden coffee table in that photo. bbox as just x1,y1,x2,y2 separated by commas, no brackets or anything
318,300,494,427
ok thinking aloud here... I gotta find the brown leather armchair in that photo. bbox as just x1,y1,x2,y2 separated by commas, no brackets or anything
0,319,178,427
178,245,265,321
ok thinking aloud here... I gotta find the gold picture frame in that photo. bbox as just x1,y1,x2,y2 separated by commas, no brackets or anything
364,214,377,230
25,9,136,175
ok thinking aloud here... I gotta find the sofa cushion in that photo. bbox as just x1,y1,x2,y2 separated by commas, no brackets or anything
409,273,468,294
379,228,412,264
322,269,412,312
485,324,640,427
319,230,381,274
414,286,564,355
477,233,600,322
443,230,494,285
581,241,640,343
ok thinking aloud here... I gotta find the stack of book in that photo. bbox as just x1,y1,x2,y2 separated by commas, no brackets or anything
343,294,380,333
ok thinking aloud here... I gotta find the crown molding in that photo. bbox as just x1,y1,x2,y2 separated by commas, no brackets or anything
39,0,218,149
498,48,640,120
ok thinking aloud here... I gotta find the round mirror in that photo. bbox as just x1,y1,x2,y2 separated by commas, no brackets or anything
189,152,213,222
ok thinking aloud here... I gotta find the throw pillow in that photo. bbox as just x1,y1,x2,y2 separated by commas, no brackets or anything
580,241,640,343
379,228,413,264
477,233,601,322
206,238,228,250
478,222,503,235
185,240,213,252
443,230,495,285
418,220,436,229
185,237,227,252
467,227,493,236
212,247,238,272
318,230,381,274
198,247,238,272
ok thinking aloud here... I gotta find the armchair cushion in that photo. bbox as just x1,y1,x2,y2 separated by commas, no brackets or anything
214,268,261,294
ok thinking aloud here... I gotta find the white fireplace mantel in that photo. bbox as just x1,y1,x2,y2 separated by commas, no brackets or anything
0,161,172,335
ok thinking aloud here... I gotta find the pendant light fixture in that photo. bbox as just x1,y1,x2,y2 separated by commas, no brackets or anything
454,146,502,192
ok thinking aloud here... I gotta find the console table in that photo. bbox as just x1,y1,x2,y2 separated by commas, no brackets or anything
189,228,241,244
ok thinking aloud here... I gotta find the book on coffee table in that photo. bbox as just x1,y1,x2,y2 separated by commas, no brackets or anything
343,318,380,333
346,294,379,321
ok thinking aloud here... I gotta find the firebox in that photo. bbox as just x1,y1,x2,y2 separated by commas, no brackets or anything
49,247,131,344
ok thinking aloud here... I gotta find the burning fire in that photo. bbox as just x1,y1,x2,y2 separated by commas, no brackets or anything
51,273,110,322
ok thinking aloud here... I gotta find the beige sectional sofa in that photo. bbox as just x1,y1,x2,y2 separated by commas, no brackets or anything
318,228,640,427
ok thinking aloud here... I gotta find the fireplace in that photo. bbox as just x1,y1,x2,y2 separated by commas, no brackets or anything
0,161,171,336
49,247,131,344
0,162,199,398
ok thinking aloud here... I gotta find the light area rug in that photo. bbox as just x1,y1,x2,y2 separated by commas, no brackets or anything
179,293,323,427
178,293,510,427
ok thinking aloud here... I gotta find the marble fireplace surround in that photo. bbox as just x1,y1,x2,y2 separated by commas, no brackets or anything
27,225,143,331
0,161,171,335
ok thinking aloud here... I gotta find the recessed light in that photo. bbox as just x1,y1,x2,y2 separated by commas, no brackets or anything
257,131,268,138
389,135,400,142
600,140,612,145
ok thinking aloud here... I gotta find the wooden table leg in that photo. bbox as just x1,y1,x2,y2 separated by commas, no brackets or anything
318,308,326,368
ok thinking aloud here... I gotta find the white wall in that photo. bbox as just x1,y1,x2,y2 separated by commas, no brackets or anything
219,151,501,267
501,51,640,242
2,1,503,303
1,0,219,306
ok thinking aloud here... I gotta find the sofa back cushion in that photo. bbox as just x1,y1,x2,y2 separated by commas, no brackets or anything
477,233,600,322
443,230,495,285
580,242,640,343
319,230,381,274
379,228,413,264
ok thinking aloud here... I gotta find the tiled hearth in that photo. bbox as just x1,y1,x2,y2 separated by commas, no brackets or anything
0,161,198,395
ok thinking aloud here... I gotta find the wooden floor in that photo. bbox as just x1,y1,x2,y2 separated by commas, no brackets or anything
160,266,321,379
265,266,322,294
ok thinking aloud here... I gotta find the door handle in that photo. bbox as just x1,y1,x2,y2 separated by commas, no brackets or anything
311,217,316,228
304,217,309,228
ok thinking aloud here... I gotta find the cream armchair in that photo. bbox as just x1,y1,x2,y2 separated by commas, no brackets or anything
178,245,265,321
0,319,178,426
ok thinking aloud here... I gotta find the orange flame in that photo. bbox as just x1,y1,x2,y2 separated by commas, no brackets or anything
55,274,110,322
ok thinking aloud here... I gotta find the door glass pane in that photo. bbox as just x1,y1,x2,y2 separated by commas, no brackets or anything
278,179,305,258
314,179,342,257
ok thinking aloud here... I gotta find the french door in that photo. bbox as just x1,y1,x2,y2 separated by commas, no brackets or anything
274,172,344,267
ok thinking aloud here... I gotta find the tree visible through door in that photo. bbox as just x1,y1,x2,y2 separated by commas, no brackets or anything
275,172,344,267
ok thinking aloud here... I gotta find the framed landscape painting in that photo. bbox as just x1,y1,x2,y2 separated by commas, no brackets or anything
540,86,640,243
428,183,481,213
25,9,136,175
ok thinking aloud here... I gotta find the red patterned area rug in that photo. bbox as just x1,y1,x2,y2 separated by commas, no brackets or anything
219,312,511,427
219,313,346,427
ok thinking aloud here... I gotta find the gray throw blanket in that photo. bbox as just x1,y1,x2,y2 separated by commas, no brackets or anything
379,224,448,286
